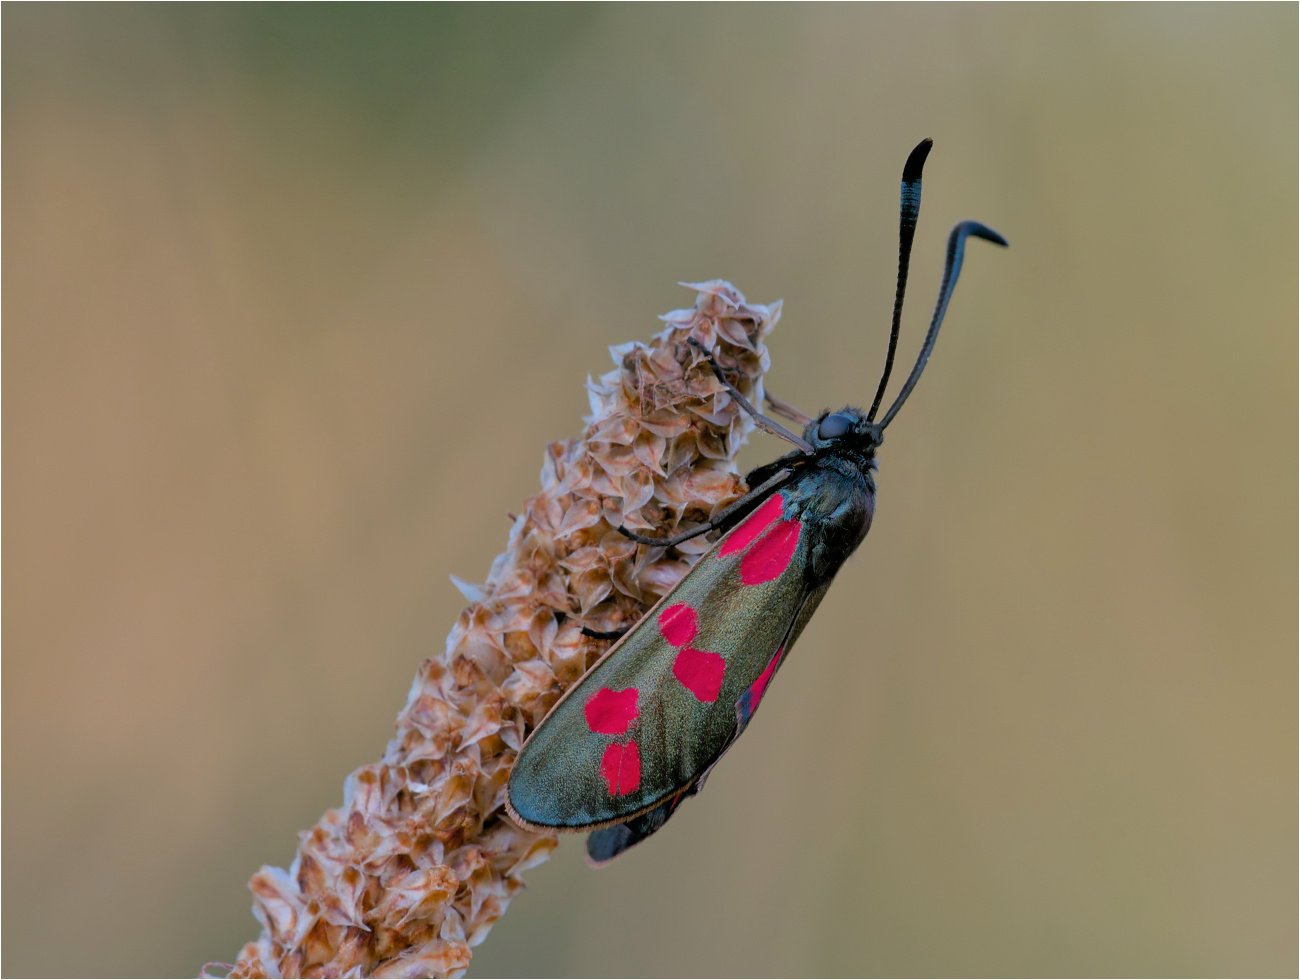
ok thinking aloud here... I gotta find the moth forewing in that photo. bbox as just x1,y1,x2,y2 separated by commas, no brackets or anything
506,488,820,832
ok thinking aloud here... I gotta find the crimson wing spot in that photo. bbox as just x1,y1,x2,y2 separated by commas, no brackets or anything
720,493,784,557
748,646,782,705
658,603,698,646
739,519,801,585
600,740,641,796
585,687,639,734
736,645,784,729
671,647,726,703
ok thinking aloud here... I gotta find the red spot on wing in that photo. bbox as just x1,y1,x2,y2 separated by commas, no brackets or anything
720,493,784,557
672,647,726,702
658,603,698,646
749,645,784,705
584,687,639,734
740,519,802,585
599,740,641,796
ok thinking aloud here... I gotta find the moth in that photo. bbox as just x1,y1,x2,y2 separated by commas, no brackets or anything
506,139,1007,865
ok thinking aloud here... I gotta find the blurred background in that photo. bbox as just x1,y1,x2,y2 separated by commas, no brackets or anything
4,5,1295,977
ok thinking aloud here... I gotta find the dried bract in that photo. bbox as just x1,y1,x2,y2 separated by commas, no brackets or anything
226,281,780,979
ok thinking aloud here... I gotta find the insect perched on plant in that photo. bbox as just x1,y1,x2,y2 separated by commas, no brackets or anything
506,139,1007,865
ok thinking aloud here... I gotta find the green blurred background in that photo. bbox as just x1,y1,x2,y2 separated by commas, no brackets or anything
4,4,1295,976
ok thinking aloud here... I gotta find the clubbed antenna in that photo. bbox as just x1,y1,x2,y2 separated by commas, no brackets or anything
879,220,1008,429
867,137,932,422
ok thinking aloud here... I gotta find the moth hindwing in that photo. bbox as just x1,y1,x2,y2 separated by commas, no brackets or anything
505,138,1007,864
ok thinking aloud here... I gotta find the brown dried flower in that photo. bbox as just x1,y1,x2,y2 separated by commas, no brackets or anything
222,280,781,979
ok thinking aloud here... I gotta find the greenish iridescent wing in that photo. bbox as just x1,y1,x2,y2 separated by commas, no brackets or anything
507,490,816,831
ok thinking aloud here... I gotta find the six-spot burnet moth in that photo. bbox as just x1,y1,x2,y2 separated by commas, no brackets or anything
506,138,1007,865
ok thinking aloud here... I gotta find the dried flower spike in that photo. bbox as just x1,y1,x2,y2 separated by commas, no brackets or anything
223,280,781,979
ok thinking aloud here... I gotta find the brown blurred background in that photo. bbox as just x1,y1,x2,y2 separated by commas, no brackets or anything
3,5,1295,977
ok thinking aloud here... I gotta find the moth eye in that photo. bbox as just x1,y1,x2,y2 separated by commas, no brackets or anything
817,413,854,440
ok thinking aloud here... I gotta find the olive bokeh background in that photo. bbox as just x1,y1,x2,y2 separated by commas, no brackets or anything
4,5,1295,976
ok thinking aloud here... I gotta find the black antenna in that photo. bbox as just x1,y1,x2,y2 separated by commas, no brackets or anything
867,138,931,422
879,220,1008,429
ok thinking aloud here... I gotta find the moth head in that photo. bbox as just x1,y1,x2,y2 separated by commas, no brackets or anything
807,407,882,451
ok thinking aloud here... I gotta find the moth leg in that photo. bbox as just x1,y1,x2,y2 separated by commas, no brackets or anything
705,468,795,530
764,392,814,428
687,338,815,454
580,625,630,640
616,469,792,546
616,523,714,548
